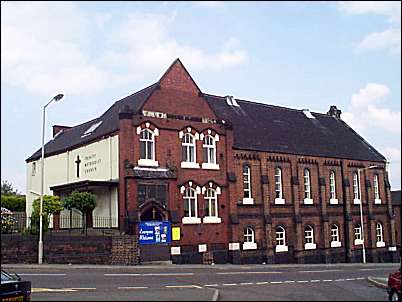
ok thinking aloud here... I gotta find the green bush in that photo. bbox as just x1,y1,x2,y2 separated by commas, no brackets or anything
1,195,26,212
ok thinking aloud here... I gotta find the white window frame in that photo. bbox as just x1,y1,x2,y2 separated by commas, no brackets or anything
137,125,159,167
201,134,219,170
304,225,316,250
329,171,338,204
330,224,341,248
182,187,201,224
181,132,199,169
203,188,221,224
275,167,285,204
353,172,361,204
243,227,257,250
32,162,37,176
242,165,254,204
303,169,313,204
374,174,381,204
376,222,385,247
354,224,363,245
275,226,288,252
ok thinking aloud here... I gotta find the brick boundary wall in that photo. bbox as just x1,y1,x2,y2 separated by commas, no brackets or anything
1,234,139,265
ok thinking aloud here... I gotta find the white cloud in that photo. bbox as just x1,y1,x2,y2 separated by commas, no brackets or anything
1,3,248,97
351,83,390,108
337,1,401,55
192,1,225,8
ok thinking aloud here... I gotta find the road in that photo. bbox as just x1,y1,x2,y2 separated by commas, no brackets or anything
3,263,398,301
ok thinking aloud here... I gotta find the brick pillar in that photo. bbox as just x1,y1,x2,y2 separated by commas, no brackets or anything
365,177,376,262
341,160,353,262
318,164,330,263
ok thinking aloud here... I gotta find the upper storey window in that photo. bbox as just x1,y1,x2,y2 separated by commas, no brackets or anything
201,130,220,170
303,168,313,204
274,167,285,204
137,122,159,167
329,170,338,204
374,174,381,204
242,165,254,204
180,128,200,169
353,172,361,204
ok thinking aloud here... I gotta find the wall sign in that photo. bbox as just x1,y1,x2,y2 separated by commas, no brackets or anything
139,221,171,245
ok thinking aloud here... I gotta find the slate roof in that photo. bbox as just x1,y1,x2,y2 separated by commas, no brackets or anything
27,75,386,164
391,190,401,206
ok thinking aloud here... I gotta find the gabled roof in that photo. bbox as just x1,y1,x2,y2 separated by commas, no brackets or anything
26,83,159,162
203,94,386,162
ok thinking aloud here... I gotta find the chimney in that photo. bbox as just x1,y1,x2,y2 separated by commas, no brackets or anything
327,105,342,119
52,125,71,137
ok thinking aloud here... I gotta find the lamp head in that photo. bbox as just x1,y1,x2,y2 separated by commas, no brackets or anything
53,94,64,102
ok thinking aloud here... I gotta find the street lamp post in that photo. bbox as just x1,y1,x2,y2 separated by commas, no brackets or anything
357,165,378,264
38,93,64,264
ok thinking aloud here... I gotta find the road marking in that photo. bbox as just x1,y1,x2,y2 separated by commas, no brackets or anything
335,279,345,282
118,286,149,290
240,282,254,285
105,273,140,276
323,280,333,282
105,273,193,276
256,282,269,285
204,284,219,287
165,285,202,289
346,278,356,281
32,288,76,292
298,270,342,273
70,288,96,290
222,283,237,286
270,281,283,284
19,273,66,276
310,280,320,283
297,280,309,283
360,268,388,271
356,277,365,280
284,281,295,283
217,271,282,275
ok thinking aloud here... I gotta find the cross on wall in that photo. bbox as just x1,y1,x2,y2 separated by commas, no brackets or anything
75,155,81,178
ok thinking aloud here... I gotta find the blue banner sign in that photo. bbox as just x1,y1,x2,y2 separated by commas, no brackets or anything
139,221,171,245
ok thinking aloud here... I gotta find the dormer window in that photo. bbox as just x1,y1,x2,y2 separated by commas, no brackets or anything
137,122,159,167
81,120,102,138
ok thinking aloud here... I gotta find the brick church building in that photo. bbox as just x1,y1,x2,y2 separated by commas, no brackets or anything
26,59,399,264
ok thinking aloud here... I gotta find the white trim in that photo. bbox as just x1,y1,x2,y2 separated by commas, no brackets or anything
274,198,285,205
329,198,339,205
182,217,201,224
275,245,288,253
201,163,220,170
242,242,257,250
198,244,207,253
376,241,385,248
353,199,361,205
374,199,382,204
171,247,181,255
331,241,341,248
304,243,316,250
354,239,363,245
180,162,200,169
303,198,313,205
137,159,159,167
228,243,240,251
203,216,222,224
242,197,254,205
388,246,397,251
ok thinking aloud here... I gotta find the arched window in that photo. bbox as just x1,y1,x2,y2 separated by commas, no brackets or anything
242,165,253,204
353,172,360,202
203,135,216,164
275,167,283,201
183,188,197,218
243,226,257,250
354,223,363,245
374,174,381,203
303,168,312,203
329,171,336,200
182,133,196,163
330,224,341,247
376,222,385,247
304,225,316,250
275,226,288,252
205,188,218,218
140,129,154,160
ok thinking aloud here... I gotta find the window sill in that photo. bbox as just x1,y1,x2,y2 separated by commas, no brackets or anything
202,216,222,224
354,239,363,245
274,198,285,205
242,198,254,205
201,163,220,170
353,199,361,205
331,241,341,248
242,242,257,250
138,159,159,167
275,245,288,253
182,217,201,224
376,241,385,248
304,243,316,250
374,199,382,204
329,198,339,205
180,162,200,169
303,198,313,205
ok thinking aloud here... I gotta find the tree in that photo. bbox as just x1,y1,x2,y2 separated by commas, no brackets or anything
29,195,63,234
62,191,97,233
1,195,26,212
1,180,19,195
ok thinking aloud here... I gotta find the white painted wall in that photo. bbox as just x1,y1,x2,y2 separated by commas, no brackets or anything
26,135,119,225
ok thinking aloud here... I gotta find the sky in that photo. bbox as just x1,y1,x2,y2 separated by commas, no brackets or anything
1,1,401,194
